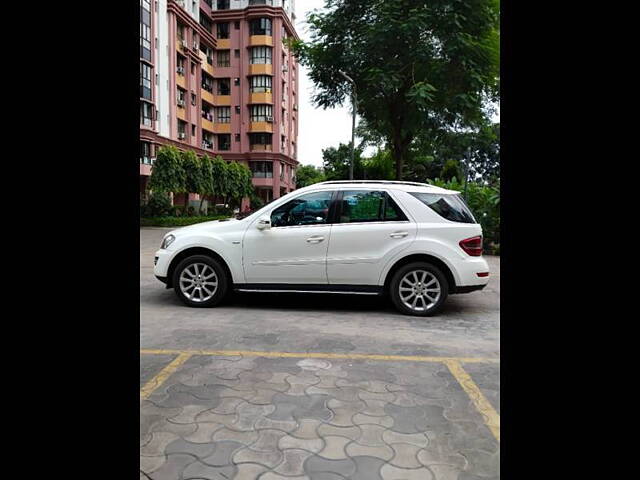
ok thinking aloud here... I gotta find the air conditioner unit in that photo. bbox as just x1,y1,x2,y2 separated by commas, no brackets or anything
177,99,185,107
266,116,273,122
177,66,184,74
181,40,188,49
282,66,288,72
178,132,186,139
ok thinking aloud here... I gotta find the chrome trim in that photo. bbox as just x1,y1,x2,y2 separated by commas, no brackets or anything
235,289,381,295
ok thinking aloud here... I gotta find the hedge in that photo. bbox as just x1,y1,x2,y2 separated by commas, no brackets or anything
140,216,231,227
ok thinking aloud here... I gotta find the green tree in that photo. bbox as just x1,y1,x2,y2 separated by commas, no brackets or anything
293,0,499,180
440,159,462,182
222,162,254,209
181,150,204,214
322,142,364,180
148,145,186,200
295,165,326,188
198,154,214,214
362,149,394,180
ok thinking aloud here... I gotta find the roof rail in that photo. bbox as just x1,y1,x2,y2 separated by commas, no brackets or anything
318,180,434,187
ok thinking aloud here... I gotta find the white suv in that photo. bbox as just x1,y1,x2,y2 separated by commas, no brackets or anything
154,181,490,316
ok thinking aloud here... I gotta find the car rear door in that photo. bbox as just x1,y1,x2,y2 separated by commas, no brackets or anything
326,189,417,285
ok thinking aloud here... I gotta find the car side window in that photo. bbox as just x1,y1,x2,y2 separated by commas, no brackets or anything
270,191,334,227
338,191,408,223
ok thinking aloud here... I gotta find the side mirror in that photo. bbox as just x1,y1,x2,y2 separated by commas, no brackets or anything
256,216,271,230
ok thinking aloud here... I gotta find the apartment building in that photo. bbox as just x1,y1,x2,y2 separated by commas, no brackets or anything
140,0,299,208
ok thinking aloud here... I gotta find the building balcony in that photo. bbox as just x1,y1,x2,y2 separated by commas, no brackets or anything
249,121,273,133
176,104,187,121
217,38,230,49
212,123,232,134
201,88,214,104
176,38,188,54
249,92,273,104
199,51,214,76
249,35,273,47
202,117,214,132
176,73,187,89
213,95,231,106
250,144,273,152
249,64,273,76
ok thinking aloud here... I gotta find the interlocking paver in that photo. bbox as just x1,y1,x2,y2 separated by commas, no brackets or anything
140,354,499,479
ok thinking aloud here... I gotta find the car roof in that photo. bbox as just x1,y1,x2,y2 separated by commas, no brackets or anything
298,180,459,195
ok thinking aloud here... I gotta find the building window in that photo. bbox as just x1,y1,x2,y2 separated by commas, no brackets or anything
139,21,151,61
249,133,272,149
217,50,230,67
202,73,213,92
249,161,273,178
234,21,240,29
250,104,273,122
202,104,214,121
191,62,196,74
140,141,152,164
218,134,231,150
199,11,213,33
249,18,272,36
191,124,196,136
250,46,272,65
140,101,153,126
217,78,231,95
280,162,285,181
235,134,241,141
216,22,230,39
249,0,273,6
250,75,272,93
215,107,231,123
191,93,196,105
234,49,240,58
178,120,187,138
176,56,185,75
140,62,152,100
177,88,186,107
217,0,230,10
202,132,214,149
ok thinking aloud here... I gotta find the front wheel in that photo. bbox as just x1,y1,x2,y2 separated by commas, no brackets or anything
389,262,448,316
173,255,228,307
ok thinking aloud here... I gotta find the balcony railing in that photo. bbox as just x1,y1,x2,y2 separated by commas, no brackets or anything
140,156,156,165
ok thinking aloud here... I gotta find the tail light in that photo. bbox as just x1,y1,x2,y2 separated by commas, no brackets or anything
460,236,483,256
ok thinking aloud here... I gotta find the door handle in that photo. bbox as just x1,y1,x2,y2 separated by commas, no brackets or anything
306,236,325,243
390,231,409,238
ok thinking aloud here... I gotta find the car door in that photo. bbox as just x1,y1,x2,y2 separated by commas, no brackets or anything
326,189,417,285
242,190,336,284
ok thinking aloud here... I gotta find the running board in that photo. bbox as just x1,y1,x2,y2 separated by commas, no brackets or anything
233,284,383,296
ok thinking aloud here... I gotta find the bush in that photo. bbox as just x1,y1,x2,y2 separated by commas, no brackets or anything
140,215,231,227
141,192,172,217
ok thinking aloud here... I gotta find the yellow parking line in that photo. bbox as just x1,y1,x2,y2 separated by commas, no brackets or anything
444,359,500,442
140,352,192,401
140,348,498,364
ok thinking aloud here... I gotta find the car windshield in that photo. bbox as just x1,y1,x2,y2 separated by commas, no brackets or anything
409,192,476,223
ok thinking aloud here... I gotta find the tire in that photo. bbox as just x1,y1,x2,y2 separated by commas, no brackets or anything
389,262,449,316
172,255,229,308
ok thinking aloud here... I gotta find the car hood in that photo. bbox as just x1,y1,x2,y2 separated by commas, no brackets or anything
169,218,243,237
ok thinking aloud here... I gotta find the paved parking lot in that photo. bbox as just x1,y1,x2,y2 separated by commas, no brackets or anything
140,228,500,479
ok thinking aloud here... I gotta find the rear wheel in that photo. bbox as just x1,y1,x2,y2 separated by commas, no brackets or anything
173,255,228,307
389,262,448,316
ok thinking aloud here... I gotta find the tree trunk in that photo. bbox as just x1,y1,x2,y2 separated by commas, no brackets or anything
199,196,205,215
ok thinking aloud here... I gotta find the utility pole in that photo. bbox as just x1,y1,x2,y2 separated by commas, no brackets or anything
339,70,357,180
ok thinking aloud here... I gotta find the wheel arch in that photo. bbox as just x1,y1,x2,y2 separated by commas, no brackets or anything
383,253,457,294
166,247,233,288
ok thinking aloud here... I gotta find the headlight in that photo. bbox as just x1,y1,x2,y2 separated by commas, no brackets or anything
160,234,175,249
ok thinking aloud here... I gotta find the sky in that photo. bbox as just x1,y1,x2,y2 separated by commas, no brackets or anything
295,0,354,168
293,0,500,168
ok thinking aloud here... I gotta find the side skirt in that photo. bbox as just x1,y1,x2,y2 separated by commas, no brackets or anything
233,284,384,296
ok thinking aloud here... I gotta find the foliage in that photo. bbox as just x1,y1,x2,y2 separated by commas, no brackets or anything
321,143,365,180
181,150,204,214
428,177,500,253
293,0,500,179
140,215,231,227
440,159,463,182
249,190,265,210
296,164,326,188
362,149,394,180
149,146,186,193
141,191,172,217
223,161,254,209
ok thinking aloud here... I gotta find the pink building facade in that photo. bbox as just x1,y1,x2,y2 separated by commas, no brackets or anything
140,0,300,210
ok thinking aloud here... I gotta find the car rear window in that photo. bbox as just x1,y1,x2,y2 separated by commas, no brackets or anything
409,192,476,223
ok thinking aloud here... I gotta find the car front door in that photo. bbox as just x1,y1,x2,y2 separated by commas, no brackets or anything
242,190,336,284
326,189,417,285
